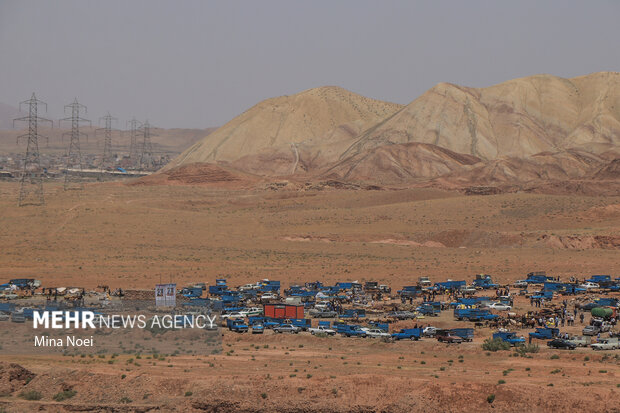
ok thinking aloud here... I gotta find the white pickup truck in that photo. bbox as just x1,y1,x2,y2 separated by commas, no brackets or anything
567,336,591,347
591,338,619,350
308,325,336,336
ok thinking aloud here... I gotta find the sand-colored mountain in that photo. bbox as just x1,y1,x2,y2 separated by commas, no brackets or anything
319,142,481,184
341,72,620,161
166,86,403,168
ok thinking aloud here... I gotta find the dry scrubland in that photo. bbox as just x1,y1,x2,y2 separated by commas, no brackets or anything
0,182,618,289
0,181,619,412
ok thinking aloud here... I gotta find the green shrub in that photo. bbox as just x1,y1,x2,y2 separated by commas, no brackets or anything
515,343,539,356
482,338,510,352
184,391,193,397
487,394,495,404
19,390,42,401
550,354,560,360
53,390,77,401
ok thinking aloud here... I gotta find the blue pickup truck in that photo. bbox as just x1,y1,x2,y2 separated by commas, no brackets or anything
451,328,474,342
493,331,525,346
454,308,499,322
417,302,441,316
529,327,559,341
391,328,422,341
226,318,248,333
336,324,368,338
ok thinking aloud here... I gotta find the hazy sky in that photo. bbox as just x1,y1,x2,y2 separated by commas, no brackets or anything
1,1,618,129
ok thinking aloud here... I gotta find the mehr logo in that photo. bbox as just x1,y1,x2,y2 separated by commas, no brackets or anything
33,311,217,329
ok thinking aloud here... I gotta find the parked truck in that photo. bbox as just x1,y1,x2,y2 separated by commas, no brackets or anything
308,325,336,336
529,327,559,341
226,318,248,333
493,331,525,346
451,328,474,342
591,338,619,350
391,328,422,341
567,336,591,347
436,330,463,343
336,324,368,338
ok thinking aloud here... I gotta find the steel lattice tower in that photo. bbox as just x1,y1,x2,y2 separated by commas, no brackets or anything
13,93,52,206
96,112,118,176
60,98,91,190
139,120,154,171
126,118,142,168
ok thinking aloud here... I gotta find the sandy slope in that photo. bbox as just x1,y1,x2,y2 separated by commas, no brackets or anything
167,86,403,167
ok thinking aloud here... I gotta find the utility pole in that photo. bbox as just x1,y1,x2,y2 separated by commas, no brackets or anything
95,112,118,178
59,98,91,190
126,118,142,169
13,93,52,206
139,120,154,171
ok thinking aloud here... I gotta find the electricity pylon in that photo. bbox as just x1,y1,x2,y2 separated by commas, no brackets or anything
139,120,155,171
126,118,142,169
13,93,52,206
95,112,118,178
59,98,91,190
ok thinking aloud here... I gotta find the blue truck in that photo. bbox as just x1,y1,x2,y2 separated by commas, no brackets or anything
258,280,281,293
526,272,554,284
280,318,312,331
181,287,203,298
472,274,499,289
248,316,281,329
451,328,474,342
529,327,559,341
398,286,422,298
338,309,366,319
434,280,466,291
417,302,441,316
452,297,492,307
493,331,525,346
335,324,368,337
368,321,389,332
454,308,499,322
392,328,422,340
226,318,248,333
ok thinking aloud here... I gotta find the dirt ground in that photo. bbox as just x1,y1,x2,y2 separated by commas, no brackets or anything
0,181,619,412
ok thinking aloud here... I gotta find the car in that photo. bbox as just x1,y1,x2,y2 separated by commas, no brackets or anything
11,313,25,323
193,283,207,291
422,326,437,337
238,284,256,291
436,332,463,344
0,313,9,322
309,309,338,318
582,325,600,336
260,293,278,300
487,302,512,311
365,329,391,338
513,280,528,288
547,338,577,350
221,312,245,319
460,285,477,294
579,282,600,290
251,324,264,334
244,307,263,316
273,324,300,334
591,338,619,350
308,325,336,336
567,336,591,347
314,301,332,311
